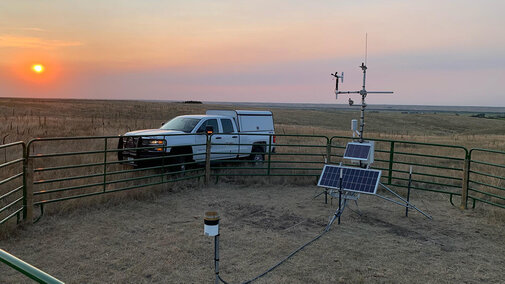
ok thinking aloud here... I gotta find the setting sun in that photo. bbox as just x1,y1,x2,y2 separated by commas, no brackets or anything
32,64,44,73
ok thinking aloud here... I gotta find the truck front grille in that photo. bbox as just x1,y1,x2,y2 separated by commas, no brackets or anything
124,137,139,149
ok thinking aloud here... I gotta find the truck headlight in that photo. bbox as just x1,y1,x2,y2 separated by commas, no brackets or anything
143,139,165,145
142,139,166,151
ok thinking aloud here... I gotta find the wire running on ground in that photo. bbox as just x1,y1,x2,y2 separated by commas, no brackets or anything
217,203,345,284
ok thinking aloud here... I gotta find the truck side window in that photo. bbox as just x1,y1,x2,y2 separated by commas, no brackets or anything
198,119,219,133
221,119,234,133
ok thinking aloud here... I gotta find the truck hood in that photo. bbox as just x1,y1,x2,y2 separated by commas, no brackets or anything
124,129,186,136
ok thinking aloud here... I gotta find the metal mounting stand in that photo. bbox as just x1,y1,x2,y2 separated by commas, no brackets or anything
326,196,347,229
325,180,363,227
376,183,432,219
315,165,431,221
214,234,220,284
315,168,363,225
321,184,431,222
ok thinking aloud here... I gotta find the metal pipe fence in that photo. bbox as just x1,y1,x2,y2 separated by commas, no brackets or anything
0,249,64,283
210,134,328,183
2,133,505,281
0,133,504,229
25,134,204,221
468,148,505,209
0,141,25,226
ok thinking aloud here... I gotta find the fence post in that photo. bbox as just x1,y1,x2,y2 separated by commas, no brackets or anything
22,145,33,224
326,139,331,164
205,134,212,185
460,153,470,209
103,138,107,192
387,141,395,185
161,136,165,184
267,135,272,176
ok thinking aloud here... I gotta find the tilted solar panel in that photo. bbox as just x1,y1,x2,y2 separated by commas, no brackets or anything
344,143,371,160
317,165,381,194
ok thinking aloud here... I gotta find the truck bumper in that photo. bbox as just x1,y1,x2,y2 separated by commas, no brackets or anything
118,136,167,165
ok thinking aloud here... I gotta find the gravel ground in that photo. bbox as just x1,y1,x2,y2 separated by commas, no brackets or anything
1,184,504,283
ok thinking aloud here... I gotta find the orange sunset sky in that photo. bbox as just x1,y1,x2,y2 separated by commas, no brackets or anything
0,1,504,106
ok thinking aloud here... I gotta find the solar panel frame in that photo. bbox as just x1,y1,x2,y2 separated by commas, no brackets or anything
343,142,371,161
317,165,382,195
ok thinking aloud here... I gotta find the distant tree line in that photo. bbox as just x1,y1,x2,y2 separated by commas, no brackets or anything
470,113,505,119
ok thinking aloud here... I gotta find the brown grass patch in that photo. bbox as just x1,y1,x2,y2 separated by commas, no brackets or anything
1,185,504,283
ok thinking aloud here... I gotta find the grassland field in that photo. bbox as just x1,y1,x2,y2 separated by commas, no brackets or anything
0,98,504,283
1,98,504,147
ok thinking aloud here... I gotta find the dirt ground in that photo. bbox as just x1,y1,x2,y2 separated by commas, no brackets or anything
1,183,504,283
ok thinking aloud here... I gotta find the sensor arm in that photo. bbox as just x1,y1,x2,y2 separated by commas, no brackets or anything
336,91,360,94
338,91,394,95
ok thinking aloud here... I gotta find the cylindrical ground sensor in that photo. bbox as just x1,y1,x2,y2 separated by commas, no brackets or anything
204,211,220,237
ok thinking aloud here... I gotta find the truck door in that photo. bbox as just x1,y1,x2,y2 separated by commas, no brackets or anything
195,119,225,160
219,118,239,158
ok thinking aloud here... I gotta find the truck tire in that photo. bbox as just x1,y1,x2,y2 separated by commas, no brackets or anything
249,145,265,164
169,147,193,172
117,137,124,161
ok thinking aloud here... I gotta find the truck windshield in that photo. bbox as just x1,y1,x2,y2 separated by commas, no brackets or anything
160,117,200,133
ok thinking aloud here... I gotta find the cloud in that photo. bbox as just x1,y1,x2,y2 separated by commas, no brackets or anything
0,35,82,49
17,27,47,32
0,27,47,32
0,27,48,34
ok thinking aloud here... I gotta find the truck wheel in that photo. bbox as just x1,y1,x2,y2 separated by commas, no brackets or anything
250,146,265,164
117,137,124,162
169,147,193,173
173,155,189,172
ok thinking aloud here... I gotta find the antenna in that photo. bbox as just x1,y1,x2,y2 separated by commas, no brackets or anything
330,35,393,142
364,33,368,66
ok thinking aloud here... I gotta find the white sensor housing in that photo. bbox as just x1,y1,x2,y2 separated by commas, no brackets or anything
204,211,220,237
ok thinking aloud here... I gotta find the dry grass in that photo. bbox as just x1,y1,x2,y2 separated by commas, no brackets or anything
1,98,504,148
1,185,504,283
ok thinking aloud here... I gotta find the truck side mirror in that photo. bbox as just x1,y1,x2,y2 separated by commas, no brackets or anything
205,126,214,135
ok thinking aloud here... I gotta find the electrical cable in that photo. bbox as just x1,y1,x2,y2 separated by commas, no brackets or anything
216,222,335,284
241,229,328,284
218,275,230,284
236,203,345,284
215,197,346,284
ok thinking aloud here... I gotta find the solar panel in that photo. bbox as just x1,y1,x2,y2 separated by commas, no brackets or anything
317,165,381,195
344,142,371,160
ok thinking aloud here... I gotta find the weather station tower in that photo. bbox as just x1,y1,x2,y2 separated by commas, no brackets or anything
331,35,393,143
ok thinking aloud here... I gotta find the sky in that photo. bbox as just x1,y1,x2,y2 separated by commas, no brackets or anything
0,0,504,106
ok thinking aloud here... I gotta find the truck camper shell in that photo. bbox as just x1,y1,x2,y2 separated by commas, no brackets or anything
206,110,274,133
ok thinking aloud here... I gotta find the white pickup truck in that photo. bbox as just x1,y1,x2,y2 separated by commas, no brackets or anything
118,110,276,168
